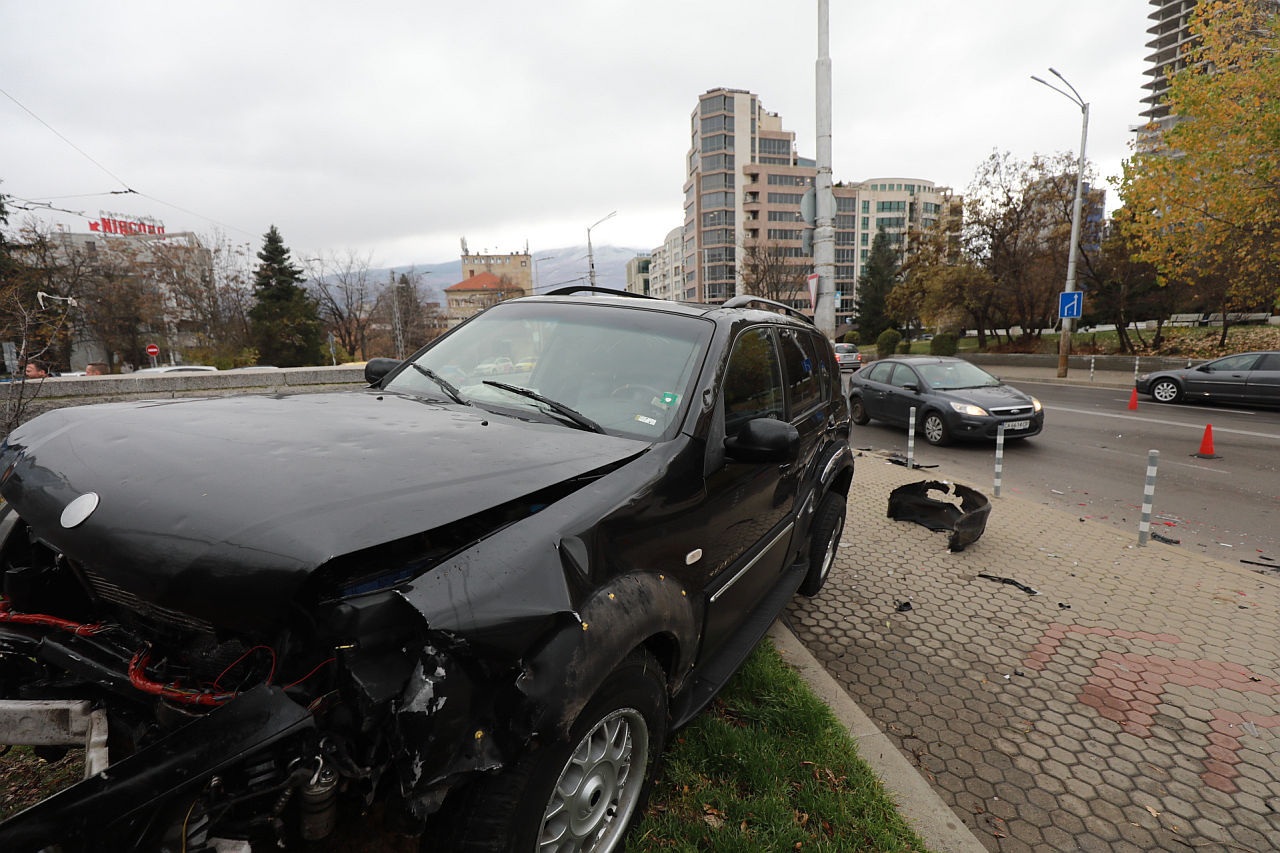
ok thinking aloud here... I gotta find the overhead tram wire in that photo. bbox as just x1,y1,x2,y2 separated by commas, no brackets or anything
2,88,255,238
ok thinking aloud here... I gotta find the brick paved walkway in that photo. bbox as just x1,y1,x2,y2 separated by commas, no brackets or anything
785,453,1280,852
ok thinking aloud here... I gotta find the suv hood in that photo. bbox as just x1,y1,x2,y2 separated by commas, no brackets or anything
0,392,643,629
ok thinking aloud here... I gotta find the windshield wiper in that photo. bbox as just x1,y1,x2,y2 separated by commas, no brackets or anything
482,380,604,433
410,363,470,405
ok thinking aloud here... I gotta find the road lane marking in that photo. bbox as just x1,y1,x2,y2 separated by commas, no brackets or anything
1044,406,1280,441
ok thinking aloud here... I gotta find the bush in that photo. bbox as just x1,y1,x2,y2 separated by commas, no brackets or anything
897,339,913,354
930,332,958,356
876,329,901,359
842,330,860,345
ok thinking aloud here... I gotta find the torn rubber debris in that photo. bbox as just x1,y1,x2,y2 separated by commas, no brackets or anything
895,600,913,612
885,452,939,469
1150,532,1180,545
887,480,990,552
977,573,1041,596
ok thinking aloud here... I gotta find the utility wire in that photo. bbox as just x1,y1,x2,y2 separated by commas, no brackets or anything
1,87,135,192
2,88,255,238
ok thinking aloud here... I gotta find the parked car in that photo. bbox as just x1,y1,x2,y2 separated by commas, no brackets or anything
848,355,1043,445
0,288,854,852
1136,351,1280,406
833,342,864,371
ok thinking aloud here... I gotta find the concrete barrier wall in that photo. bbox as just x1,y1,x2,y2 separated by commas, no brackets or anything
6,365,370,427
959,353,1204,374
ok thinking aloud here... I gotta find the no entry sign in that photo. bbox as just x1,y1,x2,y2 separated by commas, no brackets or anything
145,344,160,357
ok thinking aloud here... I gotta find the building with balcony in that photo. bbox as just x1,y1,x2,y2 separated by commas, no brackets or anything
624,254,651,296
647,227,684,302
679,87,959,328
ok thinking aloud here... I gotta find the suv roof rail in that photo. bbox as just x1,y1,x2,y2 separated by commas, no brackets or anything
541,285,658,300
719,295,815,326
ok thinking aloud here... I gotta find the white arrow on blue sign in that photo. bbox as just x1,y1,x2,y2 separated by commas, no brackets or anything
1059,291,1083,319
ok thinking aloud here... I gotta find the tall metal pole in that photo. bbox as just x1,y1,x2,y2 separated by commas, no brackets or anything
1033,69,1089,378
814,0,836,338
586,211,616,290
1059,102,1089,378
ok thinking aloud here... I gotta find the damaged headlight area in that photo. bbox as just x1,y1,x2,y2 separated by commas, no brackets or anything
0,515,512,852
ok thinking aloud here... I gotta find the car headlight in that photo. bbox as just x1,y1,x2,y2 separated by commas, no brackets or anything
949,401,988,416
1031,396,1042,413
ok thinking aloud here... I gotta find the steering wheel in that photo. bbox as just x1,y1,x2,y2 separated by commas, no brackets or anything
610,383,664,403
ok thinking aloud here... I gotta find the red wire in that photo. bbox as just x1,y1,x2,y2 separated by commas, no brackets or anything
128,648,235,707
213,645,277,689
282,658,335,690
0,597,107,635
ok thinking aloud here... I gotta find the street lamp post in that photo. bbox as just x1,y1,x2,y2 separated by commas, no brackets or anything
586,211,616,289
1032,68,1089,379
533,255,555,294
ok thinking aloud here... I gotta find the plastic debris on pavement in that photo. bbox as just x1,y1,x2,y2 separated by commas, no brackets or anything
977,573,1042,596
887,480,991,552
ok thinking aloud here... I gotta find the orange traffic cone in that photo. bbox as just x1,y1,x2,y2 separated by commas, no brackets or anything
1195,424,1219,459
1128,388,1138,410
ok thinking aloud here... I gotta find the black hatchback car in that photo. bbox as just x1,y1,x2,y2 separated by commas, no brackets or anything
849,356,1043,445
0,289,853,852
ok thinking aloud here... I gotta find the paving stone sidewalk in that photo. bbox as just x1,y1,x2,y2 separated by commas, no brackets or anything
785,453,1280,852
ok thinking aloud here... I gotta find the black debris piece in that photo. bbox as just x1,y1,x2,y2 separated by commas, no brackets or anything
887,480,990,551
977,573,1041,596
885,453,940,470
1058,603,1071,610
895,600,913,612
1151,532,1181,545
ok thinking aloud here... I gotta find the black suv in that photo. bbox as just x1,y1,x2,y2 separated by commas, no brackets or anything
0,288,853,852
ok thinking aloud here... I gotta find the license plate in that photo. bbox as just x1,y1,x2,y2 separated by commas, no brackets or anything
1006,420,1031,430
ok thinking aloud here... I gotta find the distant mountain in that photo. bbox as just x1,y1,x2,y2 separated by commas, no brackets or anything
369,245,648,306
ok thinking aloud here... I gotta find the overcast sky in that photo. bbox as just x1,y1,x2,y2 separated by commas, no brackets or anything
3,1,1153,269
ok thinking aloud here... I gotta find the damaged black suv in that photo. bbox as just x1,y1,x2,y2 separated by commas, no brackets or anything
0,288,853,852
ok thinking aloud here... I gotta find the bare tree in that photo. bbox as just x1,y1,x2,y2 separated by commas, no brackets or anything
307,250,381,360
739,240,807,305
367,270,447,358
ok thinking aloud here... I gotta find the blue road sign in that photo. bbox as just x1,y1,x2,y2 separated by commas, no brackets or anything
1059,291,1083,319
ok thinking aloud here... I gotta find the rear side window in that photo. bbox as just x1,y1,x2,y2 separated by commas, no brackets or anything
779,329,821,416
865,361,893,383
1253,353,1280,370
723,328,785,436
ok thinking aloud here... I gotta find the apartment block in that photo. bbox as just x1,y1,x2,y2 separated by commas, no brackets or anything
679,87,958,329
625,254,651,296
647,227,684,302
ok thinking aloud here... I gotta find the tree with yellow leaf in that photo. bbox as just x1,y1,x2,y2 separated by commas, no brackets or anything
1120,0,1280,344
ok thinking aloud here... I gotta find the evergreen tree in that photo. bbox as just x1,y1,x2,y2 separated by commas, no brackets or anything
854,230,899,344
248,225,323,366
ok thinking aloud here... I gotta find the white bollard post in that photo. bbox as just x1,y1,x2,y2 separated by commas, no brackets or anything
994,424,1006,497
1138,449,1159,545
1134,357,1140,384
1090,356,1095,383
907,407,916,470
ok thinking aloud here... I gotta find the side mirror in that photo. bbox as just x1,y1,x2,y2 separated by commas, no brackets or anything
902,383,920,393
365,358,401,385
725,417,800,464
1195,364,1211,373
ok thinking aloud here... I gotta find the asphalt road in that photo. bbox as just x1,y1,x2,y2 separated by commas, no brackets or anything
847,380,1280,567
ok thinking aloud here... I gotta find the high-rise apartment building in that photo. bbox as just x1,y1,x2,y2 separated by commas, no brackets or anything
679,87,957,328
1141,1,1198,135
625,254,651,296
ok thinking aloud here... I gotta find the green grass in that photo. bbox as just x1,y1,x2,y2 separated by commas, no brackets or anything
0,746,83,821
632,640,931,852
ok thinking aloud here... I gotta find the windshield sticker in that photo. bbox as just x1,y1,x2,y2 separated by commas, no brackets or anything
659,392,680,406
635,415,658,426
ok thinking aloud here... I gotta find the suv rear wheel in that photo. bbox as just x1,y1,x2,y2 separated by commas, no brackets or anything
799,493,846,596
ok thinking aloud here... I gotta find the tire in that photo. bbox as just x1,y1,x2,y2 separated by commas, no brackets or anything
798,492,846,597
438,650,668,853
1151,378,1182,404
849,396,870,425
921,411,952,446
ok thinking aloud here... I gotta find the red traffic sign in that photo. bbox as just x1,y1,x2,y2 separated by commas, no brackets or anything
145,344,160,357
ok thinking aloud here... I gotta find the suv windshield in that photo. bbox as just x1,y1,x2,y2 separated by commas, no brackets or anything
915,360,1001,390
385,300,714,440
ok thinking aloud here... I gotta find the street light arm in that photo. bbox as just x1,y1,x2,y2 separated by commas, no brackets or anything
1031,75,1084,110
1049,67,1085,105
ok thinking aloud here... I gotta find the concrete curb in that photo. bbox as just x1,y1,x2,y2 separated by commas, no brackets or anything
768,620,988,853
